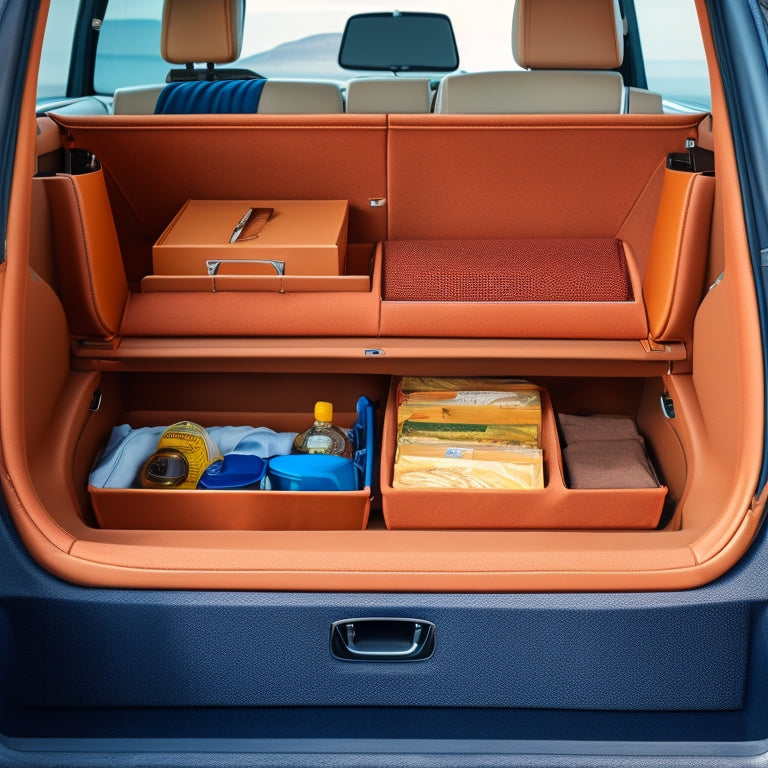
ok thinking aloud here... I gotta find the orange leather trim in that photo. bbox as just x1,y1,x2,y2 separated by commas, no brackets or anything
72,338,684,379
0,0,80,560
41,170,128,338
644,169,715,342
29,175,58,287
120,242,381,337
680,0,764,565
91,486,370,531
615,160,667,278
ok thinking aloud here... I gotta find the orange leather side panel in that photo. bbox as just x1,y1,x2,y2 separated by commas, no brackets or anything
644,169,715,342
42,170,128,338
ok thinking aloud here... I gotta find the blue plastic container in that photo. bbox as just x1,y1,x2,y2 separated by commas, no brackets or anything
197,453,267,490
267,454,357,492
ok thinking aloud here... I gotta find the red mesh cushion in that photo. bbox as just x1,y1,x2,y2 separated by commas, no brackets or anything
382,238,633,302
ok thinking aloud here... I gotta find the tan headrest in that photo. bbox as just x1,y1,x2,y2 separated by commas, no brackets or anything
161,0,244,65
513,0,624,70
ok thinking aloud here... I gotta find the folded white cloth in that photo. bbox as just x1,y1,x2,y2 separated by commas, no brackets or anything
89,425,298,489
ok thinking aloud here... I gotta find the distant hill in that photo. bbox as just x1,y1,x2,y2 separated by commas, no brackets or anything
238,33,349,79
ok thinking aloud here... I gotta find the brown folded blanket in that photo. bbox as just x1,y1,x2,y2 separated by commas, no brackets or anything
558,414,659,489
558,413,642,443
562,439,659,489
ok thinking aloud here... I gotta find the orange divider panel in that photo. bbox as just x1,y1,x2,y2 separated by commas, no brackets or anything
644,168,716,343
386,114,706,252
50,114,389,287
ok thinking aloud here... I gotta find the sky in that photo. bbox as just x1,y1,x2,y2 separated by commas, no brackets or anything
241,2,518,72
240,0,707,66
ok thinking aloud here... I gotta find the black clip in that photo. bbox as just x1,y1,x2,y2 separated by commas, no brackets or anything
667,144,714,174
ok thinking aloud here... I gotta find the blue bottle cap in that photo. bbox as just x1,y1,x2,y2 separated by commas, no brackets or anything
197,453,267,490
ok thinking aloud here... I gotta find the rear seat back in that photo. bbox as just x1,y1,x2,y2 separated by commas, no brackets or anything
435,0,661,114
257,81,344,114
113,0,343,115
346,78,434,114
116,81,343,115
113,85,165,115
435,70,625,114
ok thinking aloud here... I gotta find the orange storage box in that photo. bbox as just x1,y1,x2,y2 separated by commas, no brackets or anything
381,379,667,530
152,199,349,277
89,397,374,531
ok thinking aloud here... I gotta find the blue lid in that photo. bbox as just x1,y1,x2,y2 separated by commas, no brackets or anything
198,453,267,490
267,454,357,492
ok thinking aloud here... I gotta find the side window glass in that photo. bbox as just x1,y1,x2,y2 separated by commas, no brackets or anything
37,0,79,101
635,0,711,111
94,0,166,94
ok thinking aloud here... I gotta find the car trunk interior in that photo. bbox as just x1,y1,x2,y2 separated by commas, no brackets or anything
1,0,768,753
4,108,759,593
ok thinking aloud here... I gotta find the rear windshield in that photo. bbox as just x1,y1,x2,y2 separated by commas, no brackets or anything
41,0,711,112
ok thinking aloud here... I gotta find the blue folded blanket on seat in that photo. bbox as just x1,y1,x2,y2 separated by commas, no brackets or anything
155,78,267,114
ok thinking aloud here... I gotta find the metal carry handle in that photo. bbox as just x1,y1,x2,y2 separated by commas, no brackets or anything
206,259,286,276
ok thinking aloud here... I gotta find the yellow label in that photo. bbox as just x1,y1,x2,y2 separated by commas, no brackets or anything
156,421,222,489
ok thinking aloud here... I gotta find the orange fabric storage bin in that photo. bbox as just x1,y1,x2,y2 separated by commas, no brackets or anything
90,486,370,531
378,238,649,339
89,398,374,531
381,380,667,530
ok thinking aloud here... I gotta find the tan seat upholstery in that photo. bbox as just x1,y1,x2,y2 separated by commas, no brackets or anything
435,0,661,114
257,81,344,114
112,80,344,115
113,0,343,114
626,87,664,114
114,81,343,115
435,70,625,114
346,78,433,113
113,85,166,115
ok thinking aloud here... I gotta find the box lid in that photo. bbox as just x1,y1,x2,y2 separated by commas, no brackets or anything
156,200,348,249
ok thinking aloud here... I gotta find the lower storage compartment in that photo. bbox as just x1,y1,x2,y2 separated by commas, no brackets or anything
381,377,667,530
76,372,674,533
81,373,388,531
